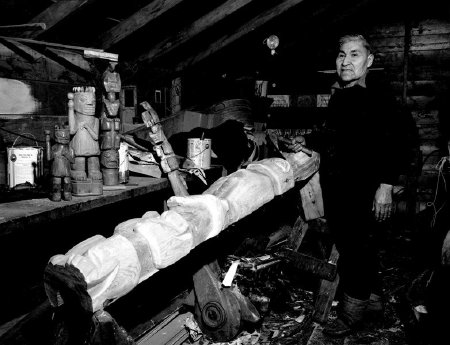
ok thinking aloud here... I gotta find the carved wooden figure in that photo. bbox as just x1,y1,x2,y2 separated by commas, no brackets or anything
44,155,322,313
100,62,121,186
68,87,103,196
48,124,74,201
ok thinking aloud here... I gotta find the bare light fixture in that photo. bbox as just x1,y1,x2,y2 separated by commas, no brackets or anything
264,35,279,55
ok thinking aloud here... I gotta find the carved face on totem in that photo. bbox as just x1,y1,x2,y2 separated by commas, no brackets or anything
101,149,119,168
73,90,96,116
103,96,120,117
103,70,121,93
54,125,70,144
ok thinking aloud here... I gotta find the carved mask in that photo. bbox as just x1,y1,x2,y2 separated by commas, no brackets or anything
54,125,70,144
101,149,119,168
103,97,120,116
103,71,121,93
74,91,96,116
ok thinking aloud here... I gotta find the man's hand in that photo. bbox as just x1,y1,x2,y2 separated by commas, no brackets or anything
373,183,394,222
279,136,306,153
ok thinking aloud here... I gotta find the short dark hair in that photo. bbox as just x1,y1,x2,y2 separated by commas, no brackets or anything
338,34,372,54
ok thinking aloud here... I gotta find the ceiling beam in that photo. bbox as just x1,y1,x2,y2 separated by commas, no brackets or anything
0,36,104,53
24,0,97,39
131,0,256,68
0,23,46,37
0,37,37,62
0,39,88,84
174,0,308,73
98,0,184,50
18,41,96,81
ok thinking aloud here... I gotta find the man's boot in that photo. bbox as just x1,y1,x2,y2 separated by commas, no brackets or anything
323,293,368,337
365,293,384,323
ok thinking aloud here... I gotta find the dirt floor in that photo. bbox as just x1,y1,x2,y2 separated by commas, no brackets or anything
193,208,444,345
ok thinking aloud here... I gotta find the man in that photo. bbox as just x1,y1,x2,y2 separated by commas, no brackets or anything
309,34,412,336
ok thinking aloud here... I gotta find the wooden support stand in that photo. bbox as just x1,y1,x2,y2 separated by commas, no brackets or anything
284,171,340,324
312,244,340,323
285,215,339,323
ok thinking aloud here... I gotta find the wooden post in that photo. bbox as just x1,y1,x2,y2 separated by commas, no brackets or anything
299,172,324,221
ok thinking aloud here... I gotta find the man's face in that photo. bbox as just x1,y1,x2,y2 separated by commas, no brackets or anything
336,39,373,85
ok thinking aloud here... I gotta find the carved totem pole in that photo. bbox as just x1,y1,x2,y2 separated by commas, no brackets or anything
100,62,121,186
48,124,74,201
68,87,103,196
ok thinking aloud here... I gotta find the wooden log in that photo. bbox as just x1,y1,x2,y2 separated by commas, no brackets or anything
43,154,316,312
204,169,276,227
114,218,159,283
52,234,141,312
247,158,294,195
134,210,193,269
167,194,228,246
283,151,320,182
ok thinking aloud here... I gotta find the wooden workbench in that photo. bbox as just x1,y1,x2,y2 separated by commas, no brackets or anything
0,176,170,237
0,176,173,328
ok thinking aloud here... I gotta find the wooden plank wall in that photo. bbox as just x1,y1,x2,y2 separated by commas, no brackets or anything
368,18,450,205
370,19,449,172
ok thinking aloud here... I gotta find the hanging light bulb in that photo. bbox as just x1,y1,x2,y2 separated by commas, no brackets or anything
264,35,279,55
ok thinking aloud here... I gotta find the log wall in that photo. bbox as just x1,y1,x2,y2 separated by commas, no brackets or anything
365,17,450,209
369,19,450,177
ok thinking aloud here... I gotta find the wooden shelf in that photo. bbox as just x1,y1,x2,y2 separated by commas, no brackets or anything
0,176,170,237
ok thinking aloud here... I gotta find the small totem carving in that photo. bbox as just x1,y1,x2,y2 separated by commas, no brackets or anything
49,125,74,201
100,62,121,186
68,86,103,196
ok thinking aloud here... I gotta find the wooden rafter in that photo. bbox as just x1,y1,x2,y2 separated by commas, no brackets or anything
18,41,95,81
0,36,104,53
0,37,36,62
0,38,88,84
132,0,256,68
174,0,308,73
24,0,97,39
98,0,184,50
0,23,46,37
